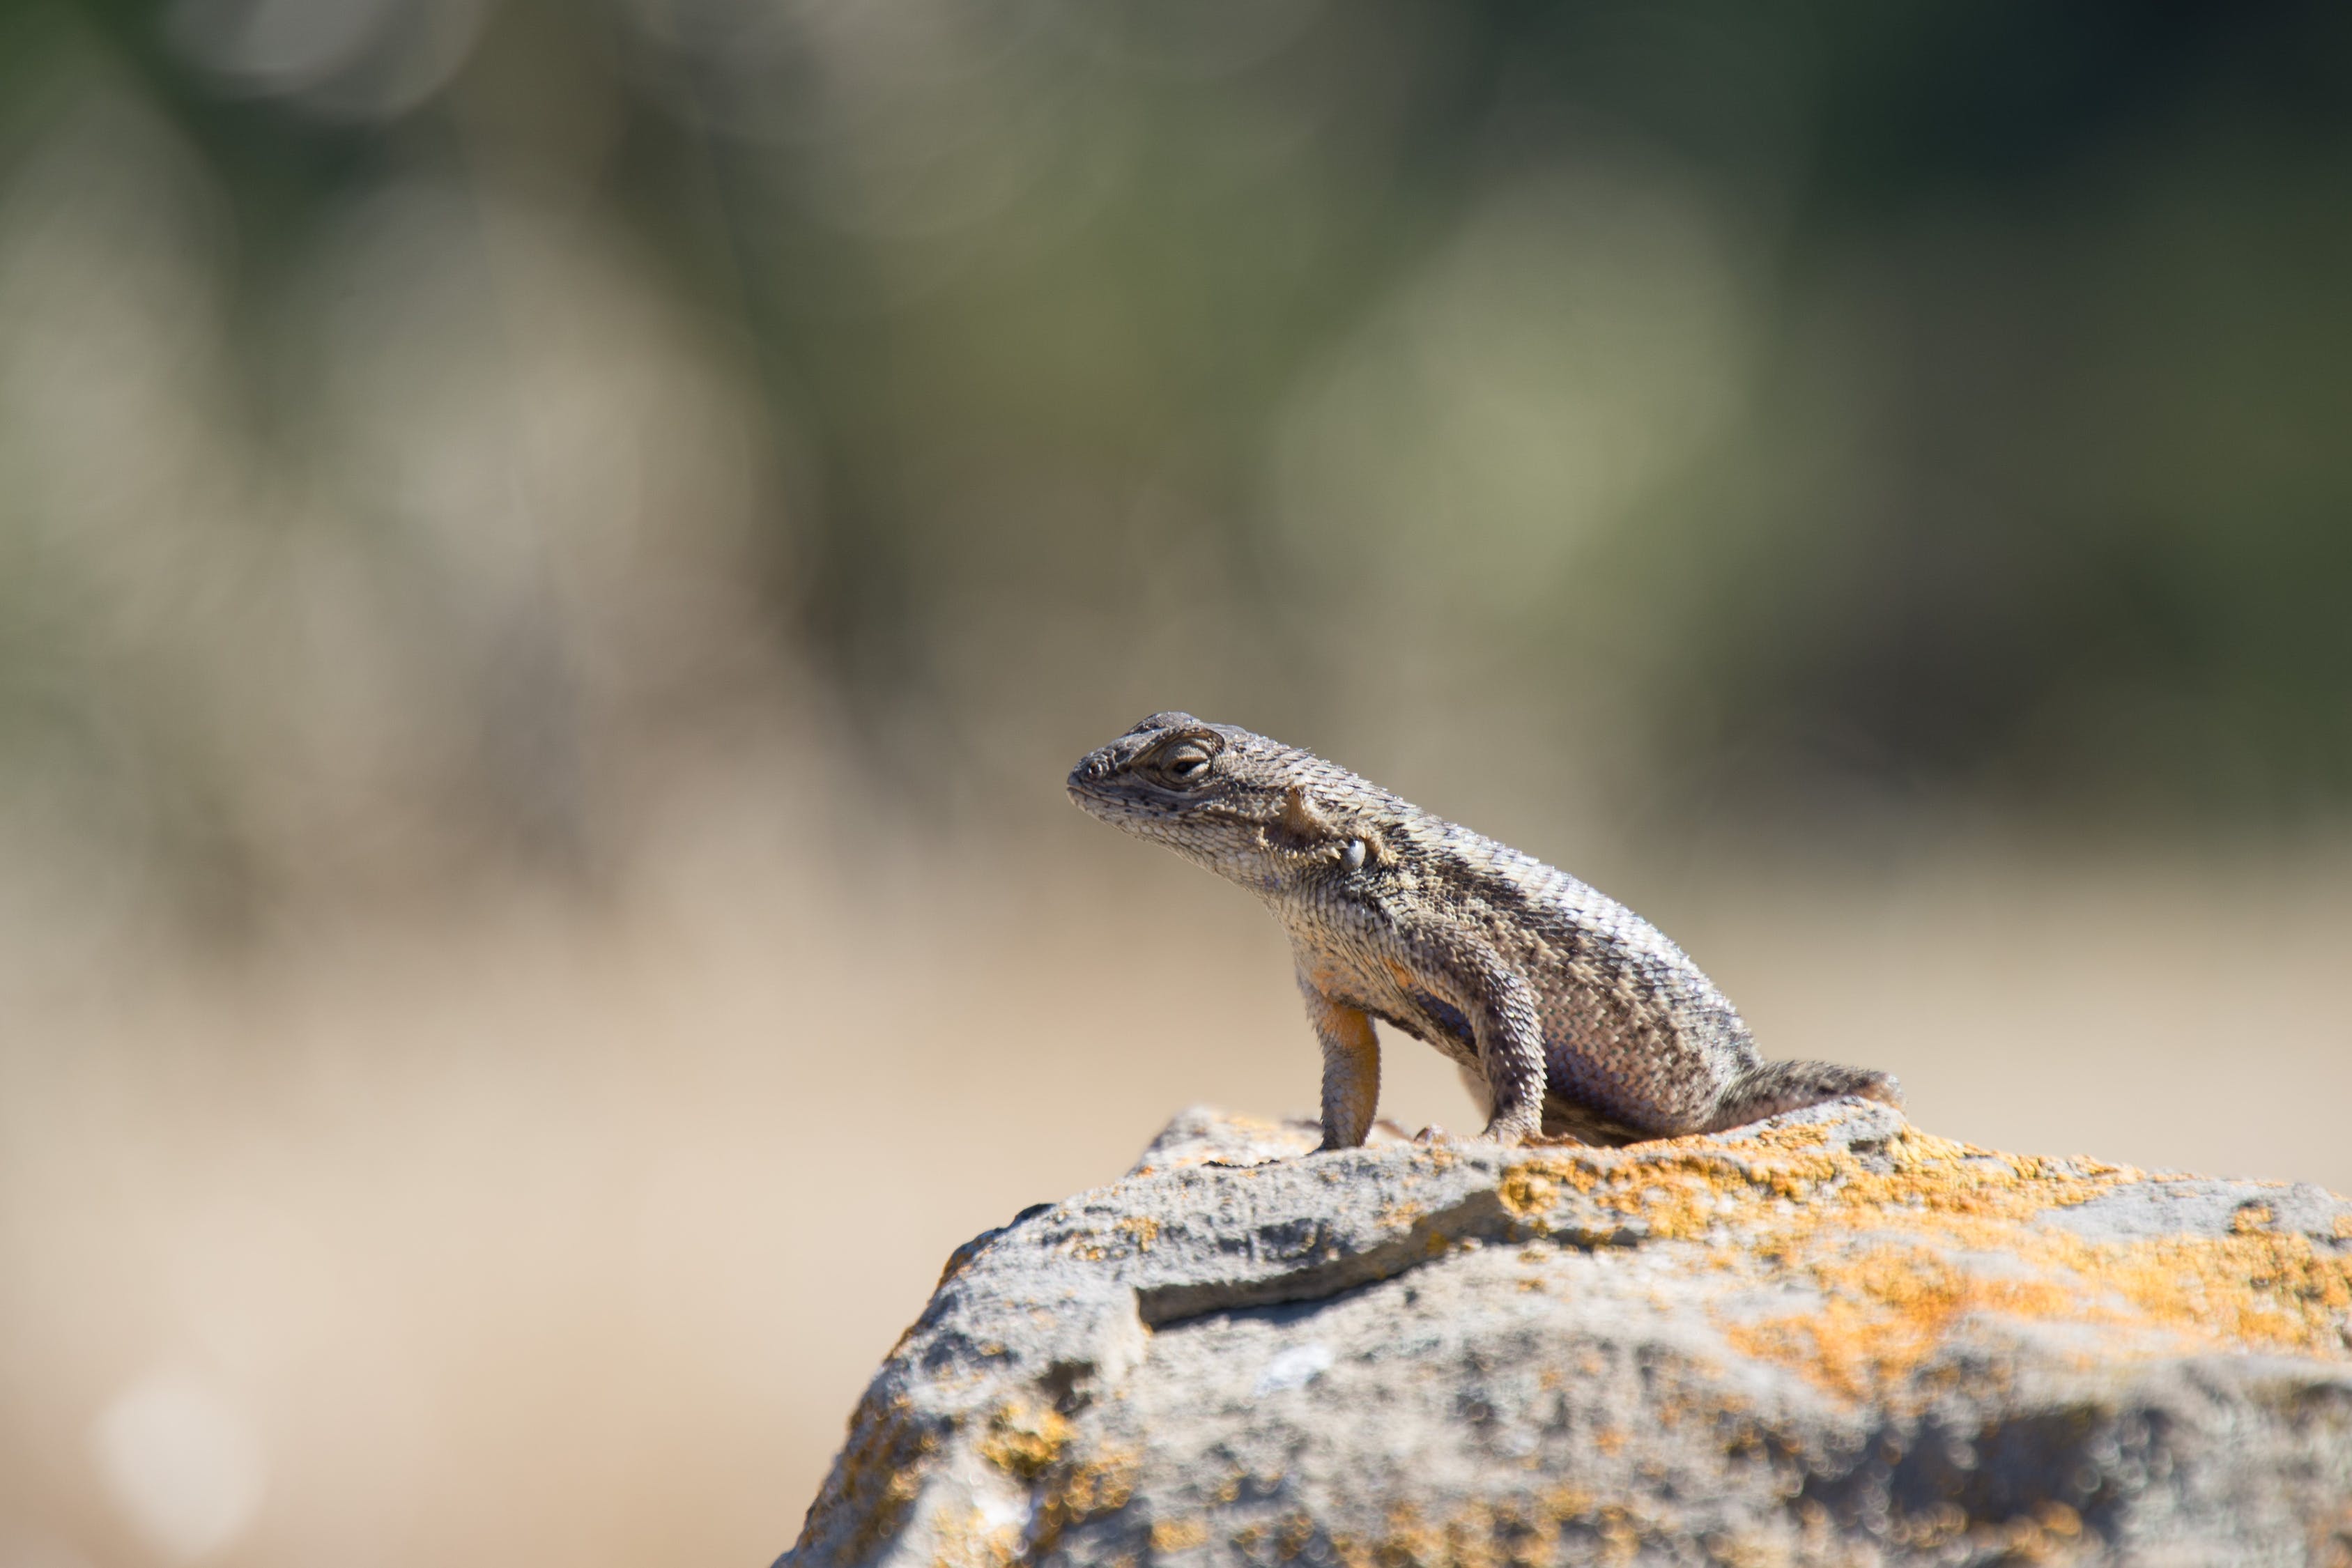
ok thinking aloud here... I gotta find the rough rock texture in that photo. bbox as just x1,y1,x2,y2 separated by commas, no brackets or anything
781,1105,2352,1567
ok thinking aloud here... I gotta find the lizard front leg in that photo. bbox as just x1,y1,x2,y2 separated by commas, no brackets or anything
1298,974,1381,1151
1463,963,1546,1146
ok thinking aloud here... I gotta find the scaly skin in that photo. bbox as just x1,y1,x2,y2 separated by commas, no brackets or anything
1068,713,1901,1149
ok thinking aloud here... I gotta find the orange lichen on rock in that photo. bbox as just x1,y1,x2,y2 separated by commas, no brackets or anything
1123,1481,1631,1568
1495,1167,1562,1221
1047,1446,1139,1519
928,1507,1027,1568
1022,1443,1142,1560
1486,1122,2352,1404
785,1388,941,1565
2066,1229,2352,1348
979,1399,1070,1481
1148,1515,1208,1551
1722,1243,2084,1401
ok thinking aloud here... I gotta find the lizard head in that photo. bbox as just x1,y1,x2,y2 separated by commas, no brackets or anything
1067,712,1388,892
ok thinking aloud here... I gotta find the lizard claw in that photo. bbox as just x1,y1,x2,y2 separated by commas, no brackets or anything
1413,1124,1454,1146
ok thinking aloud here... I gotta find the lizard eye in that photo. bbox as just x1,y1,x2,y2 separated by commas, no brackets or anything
1154,743,1213,784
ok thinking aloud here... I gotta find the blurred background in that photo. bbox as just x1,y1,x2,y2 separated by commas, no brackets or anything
2,0,2350,1562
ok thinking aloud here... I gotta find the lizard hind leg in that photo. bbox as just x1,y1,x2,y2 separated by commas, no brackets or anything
1704,1059,1903,1133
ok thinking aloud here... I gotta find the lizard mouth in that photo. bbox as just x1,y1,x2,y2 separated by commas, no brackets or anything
1066,776,1160,831
1066,778,1260,842
1065,771,1121,810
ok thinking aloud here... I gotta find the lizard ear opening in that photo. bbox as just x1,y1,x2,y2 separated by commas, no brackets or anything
1280,784,1335,843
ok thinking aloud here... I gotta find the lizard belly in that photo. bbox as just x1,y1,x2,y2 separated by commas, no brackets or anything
1376,987,1482,1073
1358,960,1483,1074
1296,938,1484,1074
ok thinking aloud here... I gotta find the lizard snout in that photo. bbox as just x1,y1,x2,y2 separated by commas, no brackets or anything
1066,753,1120,809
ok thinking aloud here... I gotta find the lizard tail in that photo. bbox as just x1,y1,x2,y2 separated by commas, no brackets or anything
1703,1059,1903,1133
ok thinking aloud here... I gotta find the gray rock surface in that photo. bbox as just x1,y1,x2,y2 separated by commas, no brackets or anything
781,1105,2352,1567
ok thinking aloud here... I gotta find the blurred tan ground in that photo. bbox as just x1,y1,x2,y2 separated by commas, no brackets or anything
3,768,2346,1568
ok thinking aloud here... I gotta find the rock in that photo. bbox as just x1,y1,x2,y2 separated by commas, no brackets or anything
779,1104,2352,1567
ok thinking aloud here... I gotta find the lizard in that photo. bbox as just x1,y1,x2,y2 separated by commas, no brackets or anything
1067,712,1901,1150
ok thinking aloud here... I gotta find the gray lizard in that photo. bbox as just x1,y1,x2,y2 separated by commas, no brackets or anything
1068,712,1900,1148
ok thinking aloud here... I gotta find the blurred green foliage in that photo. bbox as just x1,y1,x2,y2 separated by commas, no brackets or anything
3,0,2351,925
